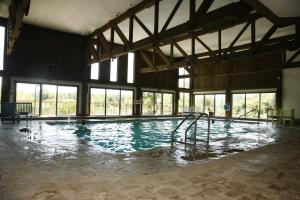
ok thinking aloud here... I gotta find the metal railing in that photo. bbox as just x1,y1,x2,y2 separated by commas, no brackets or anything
236,109,260,124
171,112,211,151
184,113,210,150
171,114,195,148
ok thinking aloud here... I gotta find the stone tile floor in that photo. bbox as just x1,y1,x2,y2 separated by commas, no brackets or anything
0,121,299,200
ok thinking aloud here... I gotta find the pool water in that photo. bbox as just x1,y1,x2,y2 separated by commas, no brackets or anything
48,119,277,153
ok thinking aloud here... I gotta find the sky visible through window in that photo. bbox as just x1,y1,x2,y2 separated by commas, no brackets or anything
91,63,99,80
0,26,5,70
127,53,134,83
110,58,118,82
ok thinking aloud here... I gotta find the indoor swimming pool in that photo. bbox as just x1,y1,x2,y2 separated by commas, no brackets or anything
45,118,278,154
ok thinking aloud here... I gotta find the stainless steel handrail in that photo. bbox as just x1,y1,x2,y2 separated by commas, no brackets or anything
171,114,195,148
237,109,260,124
184,113,210,150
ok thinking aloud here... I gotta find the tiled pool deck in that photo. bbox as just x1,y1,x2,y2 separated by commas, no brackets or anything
0,121,299,200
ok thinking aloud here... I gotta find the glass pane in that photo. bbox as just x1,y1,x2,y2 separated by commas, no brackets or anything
90,88,105,115
142,92,154,115
41,85,57,116
260,93,276,119
155,93,162,115
178,92,184,113
178,78,190,89
246,93,260,118
127,53,134,83
163,93,173,115
204,95,214,114
178,92,190,113
106,89,120,115
90,63,99,80
110,58,118,82
215,94,225,116
0,77,2,106
16,83,40,116
0,26,5,70
194,95,204,113
120,90,133,115
184,93,190,108
232,94,245,117
179,67,189,75
57,86,77,116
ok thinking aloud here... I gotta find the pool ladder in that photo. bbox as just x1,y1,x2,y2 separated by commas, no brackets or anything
171,113,211,151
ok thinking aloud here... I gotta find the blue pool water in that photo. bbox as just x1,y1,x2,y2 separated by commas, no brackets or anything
48,119,277,154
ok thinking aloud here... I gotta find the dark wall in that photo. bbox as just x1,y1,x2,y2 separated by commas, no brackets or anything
6,24,86,82
194,52,283,91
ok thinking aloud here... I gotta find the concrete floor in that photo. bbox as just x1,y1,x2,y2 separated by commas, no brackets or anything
0,121,300,200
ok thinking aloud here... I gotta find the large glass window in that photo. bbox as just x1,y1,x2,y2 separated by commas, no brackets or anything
154,93,162,115
246,93,260,118
90,63,99,80
204,95,214,114
0,26,5,70
57,86,77,116
142,92,155,115
110,58,118,82
163,93,173,115
178,67,190,89
16,83,40,116
120,90,133,115
178,92,190,113
232,94,246,118
127,53,134,83
90,88,106,115
232,92,276,119
142,92,173,115
260,93,276,119
215,94,225,116
106,89,120,115
194,95,204,113
41,85,57,116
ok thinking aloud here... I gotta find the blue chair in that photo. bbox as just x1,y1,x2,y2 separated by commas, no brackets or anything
1,103,20,124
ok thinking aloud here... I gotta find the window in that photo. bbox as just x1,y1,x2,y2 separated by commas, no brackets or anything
127,53,135,83
121,90,133,115
215,94,225,116
260,93,276,119
142,92,155,115
90,63,99,80
163,93,173,115
110,58,118,82
0,26,5,70
0,77,2,108
178,78,190,89
16,83,40,116
194,93,225,116
232,94,246,118
178,92,190,113
90,88,134,116
57,86,77,116
142,92,174,115
232,92,276,119
90,88,106,115
155,93,162,115
41,85,57,116
178,67,190,89
106,89,120,115
246,93,259,118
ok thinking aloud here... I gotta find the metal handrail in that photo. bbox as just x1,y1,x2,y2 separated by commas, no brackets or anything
184,113,210,150
237,108,260,124
171,114,195,148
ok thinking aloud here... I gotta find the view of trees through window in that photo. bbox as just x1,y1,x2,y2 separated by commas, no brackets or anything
232,92,276,119
16,83,77,116
90,88,133,116
194,94,226,116
178,92,190,113
142,92,173,115
0,26,5,70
